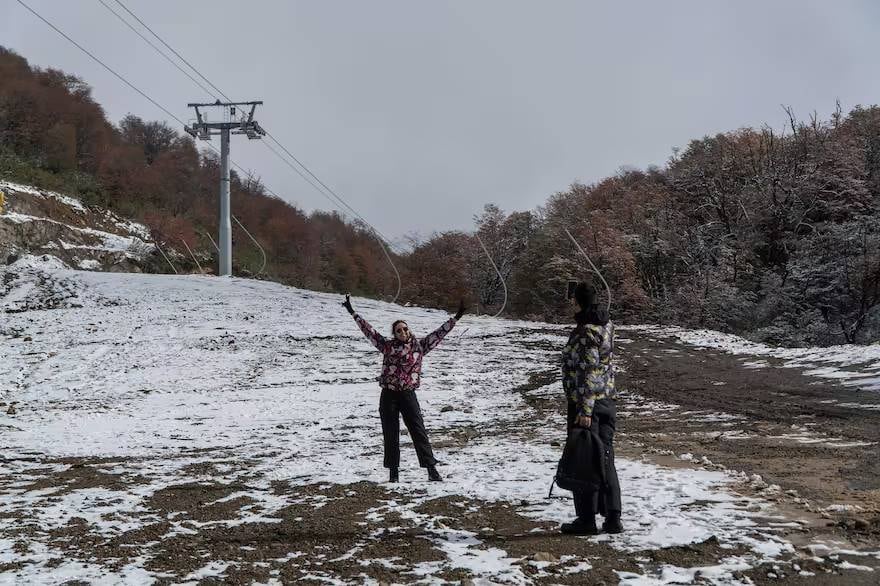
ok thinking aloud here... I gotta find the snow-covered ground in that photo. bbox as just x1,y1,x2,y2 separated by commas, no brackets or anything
0,257,872,584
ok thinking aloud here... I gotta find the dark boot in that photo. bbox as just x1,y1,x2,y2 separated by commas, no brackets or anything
602,512,623,534
427,465,442,482
388,468,399,483
561,515,598,535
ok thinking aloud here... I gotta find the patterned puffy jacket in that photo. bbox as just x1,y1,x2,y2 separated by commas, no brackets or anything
354,314,457,391
561,321,616,418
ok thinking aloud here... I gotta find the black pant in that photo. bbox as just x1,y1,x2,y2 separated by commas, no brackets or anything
567,399,622,517
379,389,437,469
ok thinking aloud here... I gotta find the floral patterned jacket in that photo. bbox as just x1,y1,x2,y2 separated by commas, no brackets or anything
353,314,457,391
561,321,616,418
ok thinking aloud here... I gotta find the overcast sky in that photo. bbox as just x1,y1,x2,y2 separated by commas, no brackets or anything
4,0,880,244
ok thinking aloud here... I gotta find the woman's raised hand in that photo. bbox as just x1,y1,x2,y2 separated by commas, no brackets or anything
342,294,355,315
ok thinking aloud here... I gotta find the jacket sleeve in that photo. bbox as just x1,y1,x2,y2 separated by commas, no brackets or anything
419,317,457,354
353,314,388,353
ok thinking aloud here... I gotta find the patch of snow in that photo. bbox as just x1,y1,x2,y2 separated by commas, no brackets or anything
617,557,753,586
564,560,593,574
836,402,880,411
77,258,101,270
7,253,69,271
429,530,527,582
103,210,152,240
0,179,87,212
824,504,865,513
837,560,875,571
180,561,234,583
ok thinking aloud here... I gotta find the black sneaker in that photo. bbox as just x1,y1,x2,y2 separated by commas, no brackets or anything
427,465,442,482
561,516,598,535
602,513,623,534
388,468,399,483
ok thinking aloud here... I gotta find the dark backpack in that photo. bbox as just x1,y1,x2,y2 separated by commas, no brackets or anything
549,426,606,497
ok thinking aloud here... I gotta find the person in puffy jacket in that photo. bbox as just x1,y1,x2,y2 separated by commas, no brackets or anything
560,282,622,535
343,294,465,483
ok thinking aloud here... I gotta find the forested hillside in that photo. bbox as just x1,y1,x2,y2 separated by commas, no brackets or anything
2,46,879,346
459,106,880,346
0,47,398,295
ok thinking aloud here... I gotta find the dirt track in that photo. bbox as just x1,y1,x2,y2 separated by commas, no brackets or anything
616,329,880,522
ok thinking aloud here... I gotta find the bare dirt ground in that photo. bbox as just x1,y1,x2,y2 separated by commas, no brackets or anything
616,329,880,583
617,330,880,523
3,327,880,584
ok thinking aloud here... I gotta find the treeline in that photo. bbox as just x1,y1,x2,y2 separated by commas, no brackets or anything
415,107,880,346
2,46,879,345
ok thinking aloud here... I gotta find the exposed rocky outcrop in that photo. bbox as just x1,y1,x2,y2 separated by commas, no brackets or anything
0,179,159,272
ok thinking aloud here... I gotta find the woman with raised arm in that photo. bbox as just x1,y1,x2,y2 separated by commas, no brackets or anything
343,294,465,483
560,282,623,535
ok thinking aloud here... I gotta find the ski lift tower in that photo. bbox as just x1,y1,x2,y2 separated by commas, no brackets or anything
184,100,266,276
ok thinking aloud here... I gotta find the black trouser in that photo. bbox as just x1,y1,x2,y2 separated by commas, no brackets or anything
379,389,437,469
567,398,622,518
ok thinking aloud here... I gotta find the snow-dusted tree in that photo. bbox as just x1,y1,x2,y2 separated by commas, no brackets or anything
469,204,533,314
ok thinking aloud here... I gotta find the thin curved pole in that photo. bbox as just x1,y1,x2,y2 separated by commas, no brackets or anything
564,227,612,314
232,215,267,277
179,238,204,274
154,240,178,274
373,230,401,304
475,233,508,318
201,230,219,252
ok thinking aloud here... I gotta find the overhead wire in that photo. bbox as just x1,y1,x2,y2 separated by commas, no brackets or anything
99,0,290,276
258,139,401,299
110,0,407,292
97,0,215,100
260,135,404,300
15,0,184,127
111,0,531,318
261,139,364,224
262,132,397,247
112,0,231,102
116,0,405,260
23,0,405,303
113,0,376,231
17,0,282,275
